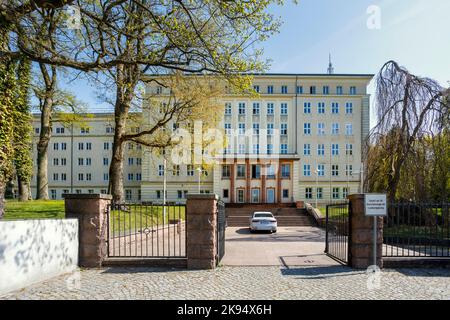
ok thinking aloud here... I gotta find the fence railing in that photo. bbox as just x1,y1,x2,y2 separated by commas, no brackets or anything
325,201,351,265
106,202,186,258
383,202,450,258
216,200,226,265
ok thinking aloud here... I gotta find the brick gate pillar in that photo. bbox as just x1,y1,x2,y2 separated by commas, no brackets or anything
348,194,383,269
64,194,112,268
186,194,218,269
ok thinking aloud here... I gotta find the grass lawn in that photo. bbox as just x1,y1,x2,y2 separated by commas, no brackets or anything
4,199,66,220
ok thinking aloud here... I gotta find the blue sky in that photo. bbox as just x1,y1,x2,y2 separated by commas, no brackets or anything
62,0,450,125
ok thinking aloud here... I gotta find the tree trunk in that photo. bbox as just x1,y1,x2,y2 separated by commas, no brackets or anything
109,110,127,203
36,98,52,200
18,178,30,202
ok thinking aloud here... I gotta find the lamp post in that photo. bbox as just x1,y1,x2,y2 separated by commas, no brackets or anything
196,166,202,193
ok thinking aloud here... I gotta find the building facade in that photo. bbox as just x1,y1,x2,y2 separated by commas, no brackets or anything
24,73,372,205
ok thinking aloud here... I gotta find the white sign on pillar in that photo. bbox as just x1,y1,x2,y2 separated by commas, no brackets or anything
364,194,387,216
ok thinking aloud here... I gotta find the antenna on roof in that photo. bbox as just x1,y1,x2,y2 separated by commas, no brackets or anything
327,53,334,74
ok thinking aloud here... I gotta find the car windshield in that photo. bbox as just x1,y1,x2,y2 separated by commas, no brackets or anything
254,213,273,218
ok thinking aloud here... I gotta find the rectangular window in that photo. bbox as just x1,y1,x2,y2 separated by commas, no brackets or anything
156,190,161,199
80,127,90,134
53,158,59,166
266,165,275,178
61,173,67,181
337,86,343,95
237,189,245,203
238,144,245,154
222,165,231,178
125,190,132,201
158,165,164,176
267,123,274,136
238,102,246,115
86,173,92,181
346,165,353,176
303,144,311,156
128,158,134,166
267,85,274,94
251,165,261,179
346,144,353,155
104,142,110,150
238,123,245,135
78,158,84,166
318,102,325,114
237,165,246,178
310,86,316,94
317,164,325,176
56,127,65,134
53,143,59,151
317,144,325,156
187,165,194,176
317,123,325,136
78,173,84,181
296,86,303,94
305,187,313,199
350,86,357,95
136,173,142,181
253,85,260,93
283,189,289,198
281,144,288,154
267,144,273,155
136,158,142,166
332,165,339,176
281,85,288,94
78,143,84,150
346,102,353,114
252,102,260,115
61,143,67,150
50,190,57,200
267,103,274,115
280,123,288,135
53,173,59,181
223,189,229,199
346,124,353,136
106,126,114,133
128,173,134,181
332,102,339,114
103,158,109,166
225,102,232,115
333,187,340,199
172,165,180,176
251,189,260,203
86,142,92,150
103,173,109,181
177,190,183,199
280,103,288,115
343,187,349,198
252,123,260,135
303,164,311,176
86,158,91,166
252,144,260,154
323,86,329,95
332,123,339,135
303,123,311,135
317,187,323,199
224,123,231,135
281,164,291,178
332,144,339,156
304,102,311,114
61,158,67,166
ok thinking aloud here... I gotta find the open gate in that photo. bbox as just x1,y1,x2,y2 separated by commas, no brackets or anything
325,202,351,265
216,200,226,265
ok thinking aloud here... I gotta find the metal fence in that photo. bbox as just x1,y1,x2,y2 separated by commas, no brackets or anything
383,202,450,258
106,202,186,258
216,200,226,264
325,202,351,265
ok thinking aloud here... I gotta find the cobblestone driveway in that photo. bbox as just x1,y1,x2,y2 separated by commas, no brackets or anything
2,266,450,300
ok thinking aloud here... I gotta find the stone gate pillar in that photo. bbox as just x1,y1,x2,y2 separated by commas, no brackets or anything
348,194,383,269
64,194,112,268
186,194,218,269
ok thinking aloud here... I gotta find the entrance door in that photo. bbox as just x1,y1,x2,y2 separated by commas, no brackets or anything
266,189,275,203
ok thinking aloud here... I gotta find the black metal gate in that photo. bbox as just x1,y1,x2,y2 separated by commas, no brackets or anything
216,200,226,264
325,202,351,265
106,202,186,258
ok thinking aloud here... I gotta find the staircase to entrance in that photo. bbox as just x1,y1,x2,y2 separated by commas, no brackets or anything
225,204,314,227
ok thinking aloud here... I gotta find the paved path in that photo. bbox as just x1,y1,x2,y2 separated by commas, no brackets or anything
223,227,338,266
1,266,450,300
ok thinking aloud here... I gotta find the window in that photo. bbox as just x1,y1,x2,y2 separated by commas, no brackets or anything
318,102,325,114
78,158,84,166
56,127,65,134
237,165,246,178
310,86,316,94
317,188,323,199
237,189,245,203
53,173,59,181
252,102,260,115
125,190,132,201
266,165,275,178
251,189,260,203
332,102,339,114
103,173,109,181
304,102,311,114
267,123,274,135
136,173,141,181
61,173,67,181
304,123,311,135
223,189,229,199
280,103,288,115
127,173,134,181
267,144,273,155
317,144,325,156
346,143,353,156
177,190,183,199
305,187,313,199
156,190,161,199
281,164,291,178
78,173,84,181
61,158,67,166
332,123,340,135
332,144,339,156
64,189,70,195
106,126,114,133
296,86,303,94
86,142,92,150
222,165,231,178
128,143,134,150
76,189,82,194
238,144,245,154
252,123,259,135
187,165,194,176
323,86,329,95
238,102,246,115
280,123,288,135
252,144,260,154
238,123,245,135
333,187,340,199
53,158,59,166
224,123,232,135
224,143,231,155
88,189,94,194
225,102,232,115
281,144,288,154
336,86,343,95
346,165,353,176
317,164,325,176
267,103,274,115
86,173,92,181
104,142,110,150
78,143,84,150
303,164,311,176
50,190,57,200
156,86,162,94
253,85,260,93
282,189,289,198
128,158,134,166
80,127,89,134
136,158,141,166
281,85,288,94
103,158,109,166
346,124,353,136
317,123,325,136
332,165,339,176
53,143,59,151
158,165,164,176
343,187,349,198
86,158,91,166
172,165,180,176
251,165,261,179
303,144,311,156
346,102,353,114
35,127,40,134
61,143,67,150
267,85,274,94
350,86,357,95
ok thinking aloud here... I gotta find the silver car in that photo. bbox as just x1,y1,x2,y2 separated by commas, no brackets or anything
249,212,277,233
